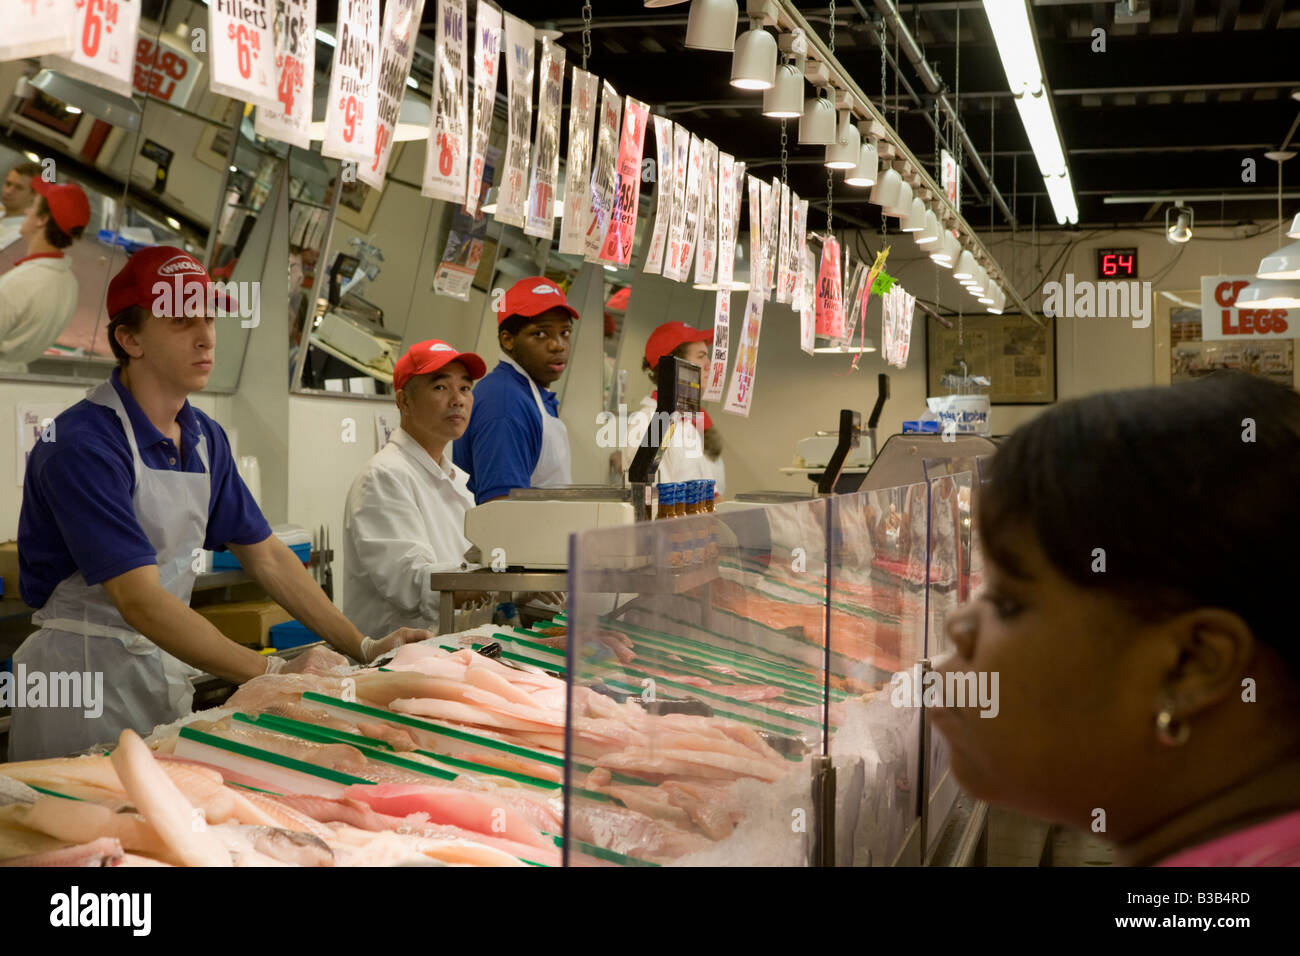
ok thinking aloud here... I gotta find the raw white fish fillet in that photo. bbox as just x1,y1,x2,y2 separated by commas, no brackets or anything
111,729,232,867
0,836,124,867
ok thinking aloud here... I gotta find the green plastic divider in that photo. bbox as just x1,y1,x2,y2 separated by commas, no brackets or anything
177,725,374,786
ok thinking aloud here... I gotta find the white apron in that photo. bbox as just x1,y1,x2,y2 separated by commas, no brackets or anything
8,380,208,760
502,355,572,487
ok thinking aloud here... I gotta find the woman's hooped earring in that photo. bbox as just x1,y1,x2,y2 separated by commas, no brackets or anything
1156,706,1190,747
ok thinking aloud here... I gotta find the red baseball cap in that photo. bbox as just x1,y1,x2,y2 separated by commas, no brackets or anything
497,276,579,325
645,321,712,369
31,178,90,234
393,339,487,392
107,246,232,317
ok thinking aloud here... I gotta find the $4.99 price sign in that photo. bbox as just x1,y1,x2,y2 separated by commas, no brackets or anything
253,0,316,148
208,0,277,107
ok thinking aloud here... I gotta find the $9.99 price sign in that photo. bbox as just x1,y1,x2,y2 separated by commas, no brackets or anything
321,0,380,163
208,0,277,107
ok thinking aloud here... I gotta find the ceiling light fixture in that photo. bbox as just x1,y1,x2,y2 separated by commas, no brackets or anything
884,180,913,219
932,231,959,266
798,91,836,145
731,18,777,89
1289,213,1300,239
825,111,860,169
901,197,927,232
869,166,902,209
1234,278,1300,309
685,0,739,52
982,0,1078,225
763,58,803,117
954,250,979,280
915,210,941,245
1166,204,1193,244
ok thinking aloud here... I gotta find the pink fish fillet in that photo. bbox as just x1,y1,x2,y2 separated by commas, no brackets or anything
463,665,542,708
342,784,553,850
389,697,560,733
0,837,124,867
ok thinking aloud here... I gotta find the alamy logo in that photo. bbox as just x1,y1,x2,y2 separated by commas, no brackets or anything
0,665,103,718
595,405,703,458
1042,274,1152,328
151,277,261,329
50,886,151,936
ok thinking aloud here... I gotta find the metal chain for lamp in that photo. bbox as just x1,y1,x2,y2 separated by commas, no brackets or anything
827,167,834,232
829,0,836,55
780,119,788,185
582,1,592,69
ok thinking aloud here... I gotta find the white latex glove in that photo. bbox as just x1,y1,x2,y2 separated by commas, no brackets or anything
360,627,435,664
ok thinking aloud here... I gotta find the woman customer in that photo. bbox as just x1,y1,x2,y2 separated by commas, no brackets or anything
932,371,1300,866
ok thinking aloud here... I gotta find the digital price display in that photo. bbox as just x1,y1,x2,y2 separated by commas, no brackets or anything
1097,248,1139,278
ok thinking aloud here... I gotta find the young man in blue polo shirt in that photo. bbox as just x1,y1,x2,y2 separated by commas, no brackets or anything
453,276,580,504
11,246,428,760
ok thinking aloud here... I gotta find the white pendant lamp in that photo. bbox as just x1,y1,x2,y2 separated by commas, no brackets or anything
1256,241,1300,280
1235,279,1300,309
825,112,861,169
1289,212,1300,239
846,134,877,187
986,285,1007,314
686,0,738,52
884,180,912,219
901,197,927,232
869,166,902,208
1166,204,1193,244
954,250,979,280
798,92,836,145
763,60,803,117
931,231,959,266
915,210,940,245
731,20,777,89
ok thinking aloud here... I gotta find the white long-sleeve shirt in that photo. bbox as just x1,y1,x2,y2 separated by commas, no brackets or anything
0,254,78,372
343,425,481,638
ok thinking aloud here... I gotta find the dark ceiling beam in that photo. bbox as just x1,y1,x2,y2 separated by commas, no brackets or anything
1262,0,1285,31
1217,0,1242,32
1176,0,1195,33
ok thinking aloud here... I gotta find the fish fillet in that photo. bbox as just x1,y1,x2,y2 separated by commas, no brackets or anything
111,729,232,867
343,784,552,850
19,796,177,863
0,836,124,867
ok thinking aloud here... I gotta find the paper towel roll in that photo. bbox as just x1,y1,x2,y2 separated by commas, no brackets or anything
237,455,262,505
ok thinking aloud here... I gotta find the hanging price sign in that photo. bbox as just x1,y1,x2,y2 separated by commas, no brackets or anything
359,0,425,190
714,151,736,290
723,287,766,417
558,66,598,255
661,123,691,281
642,114,674,274
321,0,379,162
421,0,467,201
599,96,648,266
775,183,792,303
692,139,719,286
43,0,141,97
2,0,75,62
584,80,621,262
816,235,845,339
524,38,566,240
463,0,500,216
703,289,731,403
254,0,316,148
495,11,534,228
208,0,277,107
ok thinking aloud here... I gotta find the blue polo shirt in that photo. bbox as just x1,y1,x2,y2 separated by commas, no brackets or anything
453,359,556,504
17,369,273,608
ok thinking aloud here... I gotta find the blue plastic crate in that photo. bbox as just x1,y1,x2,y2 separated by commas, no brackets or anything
268,620,321,650
212,541,310,571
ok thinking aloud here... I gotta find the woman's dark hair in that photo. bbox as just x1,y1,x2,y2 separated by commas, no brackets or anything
36,195,82,249
980,371,1300,674
107,307,149,366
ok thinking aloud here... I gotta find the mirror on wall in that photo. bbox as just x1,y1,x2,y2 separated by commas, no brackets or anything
0,0,261,390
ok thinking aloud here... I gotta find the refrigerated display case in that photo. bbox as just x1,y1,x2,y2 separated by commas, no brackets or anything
563,442,992,865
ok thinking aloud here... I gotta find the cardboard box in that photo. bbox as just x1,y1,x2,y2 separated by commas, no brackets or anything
197,600,292,648
0,540,20,601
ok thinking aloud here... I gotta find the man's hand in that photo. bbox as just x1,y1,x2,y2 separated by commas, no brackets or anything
454,590,494,610
359,627,434,664
281,645,350,675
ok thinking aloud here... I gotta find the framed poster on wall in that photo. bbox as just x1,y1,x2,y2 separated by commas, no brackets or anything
926,313,1057,404
336,144,406,232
